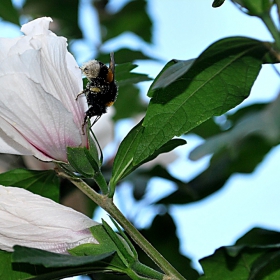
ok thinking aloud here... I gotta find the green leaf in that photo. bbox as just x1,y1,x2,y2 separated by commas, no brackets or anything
227,227,280,257
199,227,280,280
12,246,114,268
0,0,19,25
110,120,144,188
70,225,117,256
113,63,151,120
113,84,147,121
88,129,101,166
199,247,263,279
189,97,280,161
116,63,152,85
100,0,152,43
109,217,138,259
232,0,273,15
96,48,155,64
0,169,59,202
102,219,136,266
249,250,280,280
10,246,117,279
111,120,186,187
0,250,35,280
67,147,98,177
212,0,226,7
152,59,196,90
22,0,82,39
133,37,272,165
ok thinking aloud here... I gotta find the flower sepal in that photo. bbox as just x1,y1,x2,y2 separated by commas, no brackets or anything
67,146,100,178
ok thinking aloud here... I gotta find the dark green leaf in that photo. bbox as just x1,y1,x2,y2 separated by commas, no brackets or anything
96,48,155,64
0,250,35,280
199,247,263,279
133,37,271,165
113,84,147,121
227,227,280,257
139,213,199,280
116,63,152,85
100,0,152,43
0,169,59,202
67,147,98,177
12,246,114,268
249,250,280,280
22,0,82,39
152,59,196,90
212,0,226,7
10,246,119,279
199,227,280,280
0,0,19,25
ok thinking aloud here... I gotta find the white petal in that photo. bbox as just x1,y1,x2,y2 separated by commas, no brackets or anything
0,17,89,161
0,73,84,162
21,17,53,36
0,186,99,253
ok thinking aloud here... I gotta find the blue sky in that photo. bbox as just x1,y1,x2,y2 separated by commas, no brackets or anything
2,0,280,275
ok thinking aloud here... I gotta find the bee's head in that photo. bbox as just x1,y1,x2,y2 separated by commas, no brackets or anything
80,60,100,81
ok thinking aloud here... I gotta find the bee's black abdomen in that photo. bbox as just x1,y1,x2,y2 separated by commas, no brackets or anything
77,53,118,131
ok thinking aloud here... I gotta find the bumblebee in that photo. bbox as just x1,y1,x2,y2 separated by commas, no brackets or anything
76,52,118,131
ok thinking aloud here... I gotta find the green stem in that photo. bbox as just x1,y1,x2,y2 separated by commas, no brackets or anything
260,12,280,52
59,172,186,280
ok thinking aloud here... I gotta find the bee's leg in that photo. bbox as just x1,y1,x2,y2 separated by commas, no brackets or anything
82,115,88,135
90,115,101,128
76,90,85,101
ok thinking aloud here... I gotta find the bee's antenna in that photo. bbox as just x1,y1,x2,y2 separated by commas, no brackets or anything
109,52,115,75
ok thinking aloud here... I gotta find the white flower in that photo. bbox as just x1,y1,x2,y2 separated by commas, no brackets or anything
0,17,88,162
0,186,99,253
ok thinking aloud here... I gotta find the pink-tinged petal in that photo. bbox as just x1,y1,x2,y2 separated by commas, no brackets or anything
0,117,51,161
0,17,89,162
0,186,99,254
0,73,83,162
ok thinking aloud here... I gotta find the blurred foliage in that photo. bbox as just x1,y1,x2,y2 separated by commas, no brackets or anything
1,0,280,279
23,0,82,39
0,0,19,25
199,228,280,279
138,213,200,280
